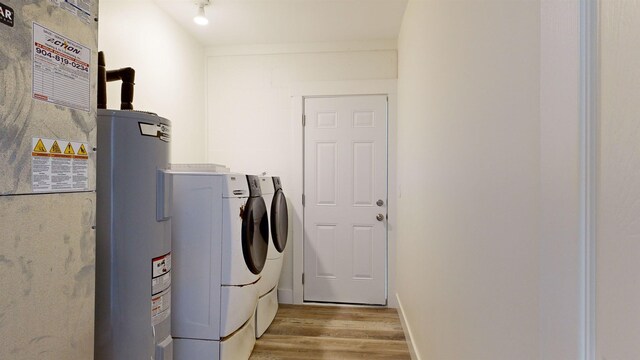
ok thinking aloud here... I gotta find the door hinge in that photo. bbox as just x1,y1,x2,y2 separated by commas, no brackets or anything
302,194,305,206
302,273,305,285
302,114,306,126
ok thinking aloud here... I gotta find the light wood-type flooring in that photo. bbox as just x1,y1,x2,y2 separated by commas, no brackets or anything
249,304,411,360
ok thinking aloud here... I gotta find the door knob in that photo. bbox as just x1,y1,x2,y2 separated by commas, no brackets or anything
376,199,384,206
376,213,384,221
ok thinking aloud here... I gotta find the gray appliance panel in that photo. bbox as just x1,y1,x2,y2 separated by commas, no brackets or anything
0,192,96,359
95,109,172,360
0,0,98,195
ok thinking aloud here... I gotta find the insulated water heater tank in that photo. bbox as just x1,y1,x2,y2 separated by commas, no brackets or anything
95,109,173,360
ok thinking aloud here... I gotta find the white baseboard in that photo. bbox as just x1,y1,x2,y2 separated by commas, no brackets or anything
396,293,421,360
277,288,293,304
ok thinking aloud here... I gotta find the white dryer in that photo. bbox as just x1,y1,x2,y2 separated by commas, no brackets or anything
255,176,289,337
170,170,269,360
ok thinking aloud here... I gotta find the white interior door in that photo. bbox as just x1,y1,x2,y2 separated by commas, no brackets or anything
303,95,387,305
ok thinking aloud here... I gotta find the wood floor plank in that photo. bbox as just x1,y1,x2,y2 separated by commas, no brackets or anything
250,304,411,359
266,318,405,340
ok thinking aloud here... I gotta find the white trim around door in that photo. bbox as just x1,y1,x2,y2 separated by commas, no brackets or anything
579,0,597,358
289,79,398,307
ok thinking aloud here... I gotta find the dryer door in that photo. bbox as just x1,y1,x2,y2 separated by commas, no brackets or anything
241,196,269,274
270,189,288,253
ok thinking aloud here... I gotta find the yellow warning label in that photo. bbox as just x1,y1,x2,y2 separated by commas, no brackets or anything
49,141,62,154
33,139,47,153
77,144,87,156
64,142,75,155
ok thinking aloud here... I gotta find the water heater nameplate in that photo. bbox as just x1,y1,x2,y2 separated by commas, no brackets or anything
152,289,171,327
151,253,172,327
152,252,172,295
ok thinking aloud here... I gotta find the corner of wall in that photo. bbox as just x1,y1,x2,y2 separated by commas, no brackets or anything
396,293,421,360
277,289,294,304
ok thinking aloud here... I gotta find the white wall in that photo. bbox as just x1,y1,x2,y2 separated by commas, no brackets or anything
206,46,396,174
597,1,640,358
396,1,541,359
205,43,398,299
98,0,206,163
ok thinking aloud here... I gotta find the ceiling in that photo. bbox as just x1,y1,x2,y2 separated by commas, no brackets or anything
152,0,409,47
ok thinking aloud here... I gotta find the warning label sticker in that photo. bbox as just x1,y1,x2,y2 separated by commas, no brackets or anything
152,252,171,296
33,138,47,152
151,288,171,327
64,142,75,155
78,144,88,155
50,140,62,154
151,253,171,327
32,137,90,193
32,23,91,111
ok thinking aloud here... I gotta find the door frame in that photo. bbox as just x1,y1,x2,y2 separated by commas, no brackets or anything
288,79,398,307
580,0,597,358
302,94,389,305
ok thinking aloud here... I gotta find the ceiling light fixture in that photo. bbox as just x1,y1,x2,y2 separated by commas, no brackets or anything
193,0,210,26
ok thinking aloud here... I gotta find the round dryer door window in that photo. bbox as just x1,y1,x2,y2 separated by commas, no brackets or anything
270,189,288,253
241,196,269,274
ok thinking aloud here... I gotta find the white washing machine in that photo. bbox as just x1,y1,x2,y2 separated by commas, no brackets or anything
170,170,269,360
255,176,289,337
170,163,230,173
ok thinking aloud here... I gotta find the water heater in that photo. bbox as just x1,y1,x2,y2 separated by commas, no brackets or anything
95,109,173,360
